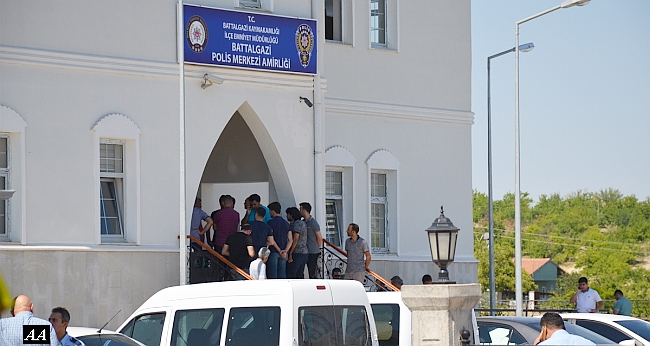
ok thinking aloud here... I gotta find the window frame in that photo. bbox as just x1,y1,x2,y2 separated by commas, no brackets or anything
370,171,389,252
99,140,125,241
0,134,9,239
366,149,399,255
325,170,344,247
370,0,387,48
325,0,343,43
239,0,261,9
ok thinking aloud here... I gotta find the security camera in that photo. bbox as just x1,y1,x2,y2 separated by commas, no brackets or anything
299,97,313,108
201,74,225,89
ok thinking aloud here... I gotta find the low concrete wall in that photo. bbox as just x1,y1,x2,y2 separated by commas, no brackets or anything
0,247,179,331
371,257,479,286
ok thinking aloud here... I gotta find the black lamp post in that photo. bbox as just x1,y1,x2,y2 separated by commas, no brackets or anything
426,206,459,283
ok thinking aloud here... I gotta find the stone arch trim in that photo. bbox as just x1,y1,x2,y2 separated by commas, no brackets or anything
236,102,296,208
0,105,27,132
325,145,356,167
92,113,141,138
366,149,400,170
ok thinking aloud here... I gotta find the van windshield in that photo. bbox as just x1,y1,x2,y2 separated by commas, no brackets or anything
298,305,371,346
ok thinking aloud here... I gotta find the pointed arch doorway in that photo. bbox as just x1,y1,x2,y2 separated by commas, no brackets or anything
198,107,296,220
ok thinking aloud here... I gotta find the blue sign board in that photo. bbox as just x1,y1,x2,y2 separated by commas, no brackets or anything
184,4,317,75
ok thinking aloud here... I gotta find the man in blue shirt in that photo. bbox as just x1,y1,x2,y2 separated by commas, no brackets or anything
534,312,595,345
249,207,275,257
49,307,85,346
266,202,292,279
613,289,633,316
242,194,271,225
0,295,59,346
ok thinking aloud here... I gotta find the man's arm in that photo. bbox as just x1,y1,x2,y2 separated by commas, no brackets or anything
594,300,604,313
315,230,323,247
570,290,579,304
364,251,371,270
281,231,293,258
247,245,255,258
221,244,230,257
200,217,213,235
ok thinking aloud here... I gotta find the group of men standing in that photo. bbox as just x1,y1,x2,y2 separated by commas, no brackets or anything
191,193,372,283
191,194,326,280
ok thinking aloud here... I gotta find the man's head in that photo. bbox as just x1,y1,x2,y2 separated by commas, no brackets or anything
219,195,227,207
49,307,70,340
268,202,281,217
346,223,359,237
12,295,33,315
223,195,234,207
614,289,624,299
578,277,589,292
286,207,301,222
390,276,403,289
241,224,252,235
254,207,267,221
258,247,271,263
249,194,262,209
194,197,202,208
332,268,343,279
422,274,433,284
539,312,565,332
299,202,312,218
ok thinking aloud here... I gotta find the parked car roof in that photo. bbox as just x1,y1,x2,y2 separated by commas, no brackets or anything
477,316,616,345
561,313,650,346
67,327,145,346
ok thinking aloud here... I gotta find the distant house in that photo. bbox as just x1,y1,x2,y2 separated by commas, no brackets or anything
522,258,564,293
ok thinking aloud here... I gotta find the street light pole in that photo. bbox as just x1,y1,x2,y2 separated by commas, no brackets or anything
514,0,590,316
487,43,533,316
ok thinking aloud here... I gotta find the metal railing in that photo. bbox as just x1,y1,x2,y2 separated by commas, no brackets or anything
186,235,253,283
318,239,399,292
477,298,650,319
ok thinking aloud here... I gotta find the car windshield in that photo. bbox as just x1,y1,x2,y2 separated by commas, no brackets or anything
520,320,616,345
615,320,650,342
76,334,144,346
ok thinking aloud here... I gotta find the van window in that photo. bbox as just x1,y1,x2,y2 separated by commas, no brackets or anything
225,306,281,346
120,313,166,346
171,308,225,346
298,306,371,346
371,304,399,346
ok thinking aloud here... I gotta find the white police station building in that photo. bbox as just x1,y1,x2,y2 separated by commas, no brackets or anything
0,0,474,328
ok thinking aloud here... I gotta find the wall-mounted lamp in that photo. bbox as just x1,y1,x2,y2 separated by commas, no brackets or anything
299,96,313,108
201,74,225,89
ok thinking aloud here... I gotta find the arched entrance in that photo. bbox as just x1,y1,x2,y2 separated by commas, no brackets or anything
198,105,296,218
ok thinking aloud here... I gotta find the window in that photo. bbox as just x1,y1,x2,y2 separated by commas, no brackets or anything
370,172,387,252
370,0,386,47
325,0,342,42
171,308,225,346
575,320,630,344
477,322,526,345
370,304,399,346
100,141,124,239
120,313,166,346
326,171,343,247
93,113,141,244
0,136,8,238
298,306,371,346
225,307,280,345
239,0,260,8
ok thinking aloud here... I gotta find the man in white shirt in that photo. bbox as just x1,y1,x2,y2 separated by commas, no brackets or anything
250,247,270,280
534,312,595,345
570,277,603,313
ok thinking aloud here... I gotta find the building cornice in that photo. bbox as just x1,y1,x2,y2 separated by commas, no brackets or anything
325,97,475,125
0,45,321,91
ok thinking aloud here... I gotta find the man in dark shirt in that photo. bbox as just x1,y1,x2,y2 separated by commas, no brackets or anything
222,224,255,279
300,202,323,279
211,195,240,254
249,207,275,257
266,202,292,279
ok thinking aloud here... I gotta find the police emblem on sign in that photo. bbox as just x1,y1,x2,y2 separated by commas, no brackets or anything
23,325,50,344
295,24,314,68
186,15,208,53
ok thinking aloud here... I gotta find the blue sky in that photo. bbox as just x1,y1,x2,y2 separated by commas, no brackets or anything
471,0,650,202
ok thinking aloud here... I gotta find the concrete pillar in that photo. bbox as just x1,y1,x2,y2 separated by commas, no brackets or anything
402,283,482,346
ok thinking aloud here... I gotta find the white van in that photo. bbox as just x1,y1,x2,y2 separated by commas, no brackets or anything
367,292,411,346
117,279,379,346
